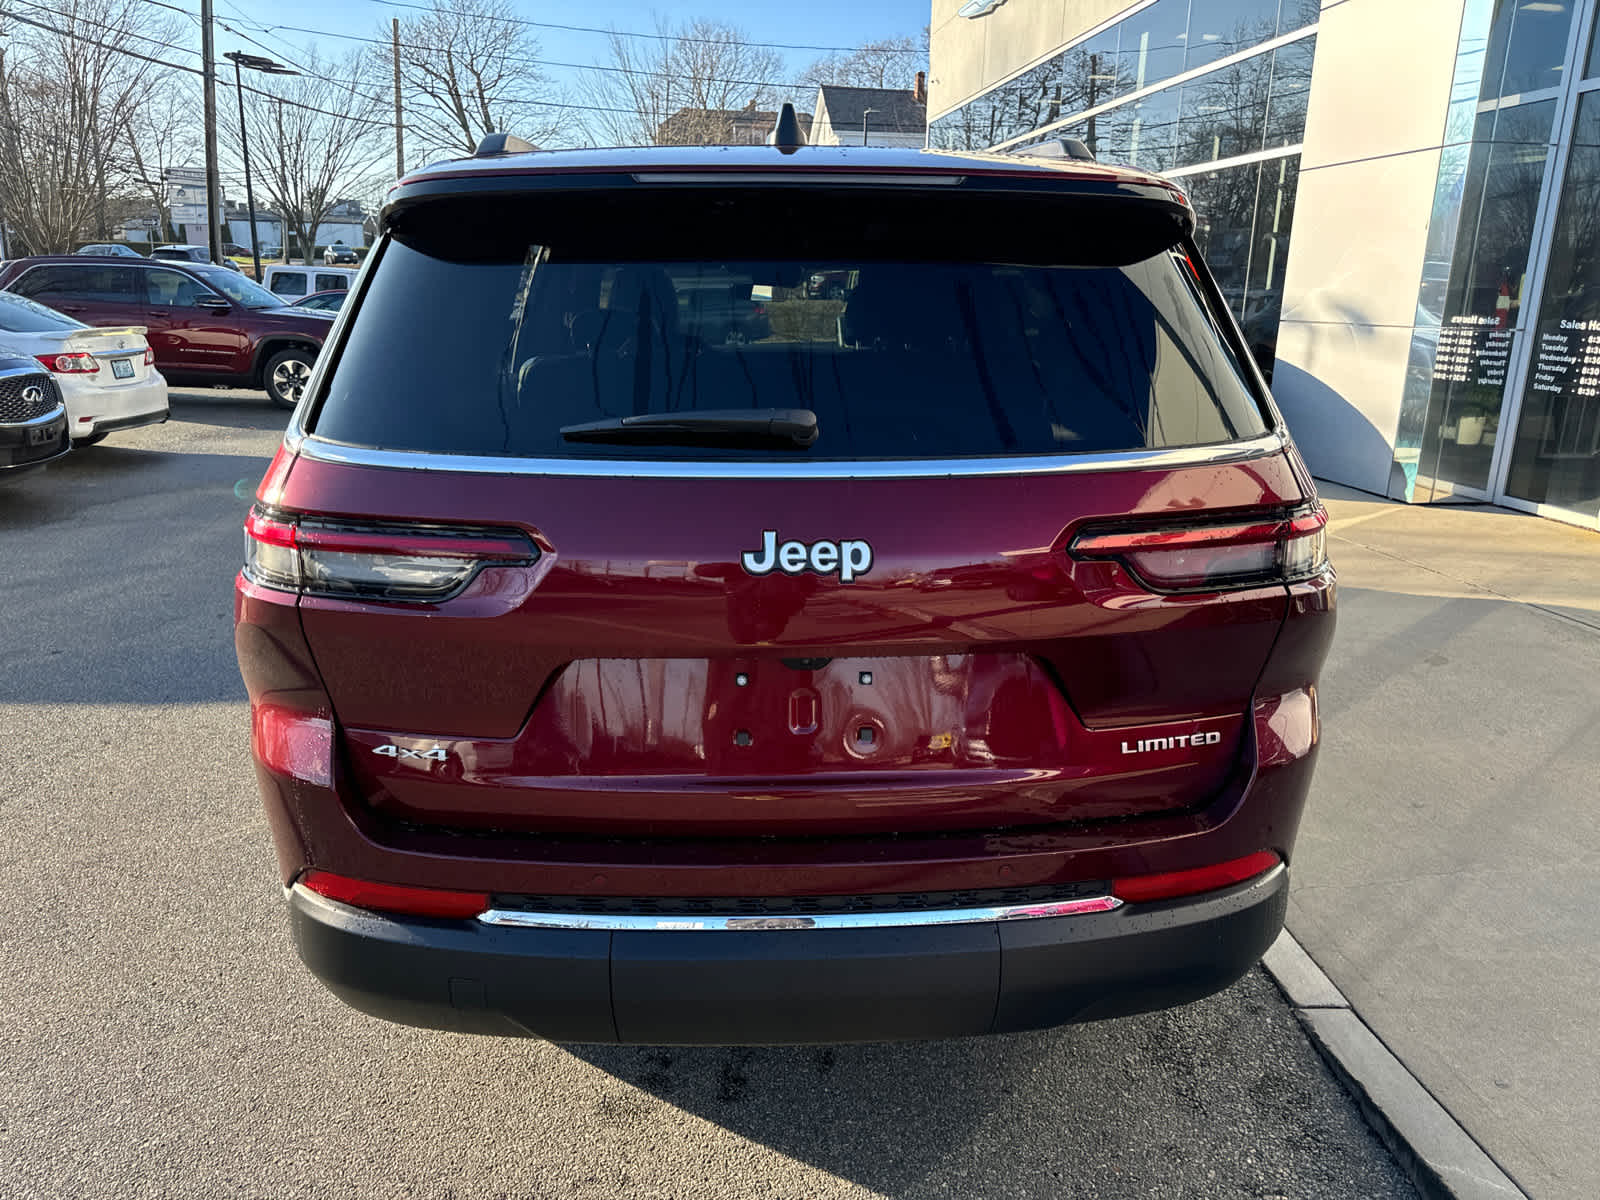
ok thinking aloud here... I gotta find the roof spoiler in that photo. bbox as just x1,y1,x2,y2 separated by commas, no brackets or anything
767,103,807,155
1011,137,1097,162
474,132,539,157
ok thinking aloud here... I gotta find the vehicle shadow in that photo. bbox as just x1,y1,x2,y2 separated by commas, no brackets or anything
562,970,1403,1199
167,387,293,434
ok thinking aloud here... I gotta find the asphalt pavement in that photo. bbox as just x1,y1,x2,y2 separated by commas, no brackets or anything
0,393,1417,1199
1290,484,1600,1200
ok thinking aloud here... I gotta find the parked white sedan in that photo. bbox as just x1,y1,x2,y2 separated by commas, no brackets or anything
0,291,168,444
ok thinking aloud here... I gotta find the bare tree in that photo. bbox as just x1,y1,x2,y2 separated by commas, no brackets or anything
797,36,923,91
0,0,184,253
222,50,388,263
385,0,565,162
126,81,200,245
578,18,787,147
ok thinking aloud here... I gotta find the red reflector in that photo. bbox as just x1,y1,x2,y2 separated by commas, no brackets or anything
1112,850,1280,903
244,508,298,548
250,704,332,786
300,871,490,919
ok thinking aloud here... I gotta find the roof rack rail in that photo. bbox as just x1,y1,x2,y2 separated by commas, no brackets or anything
767,102,808,155
474,132,539,157
1010,137,1097,163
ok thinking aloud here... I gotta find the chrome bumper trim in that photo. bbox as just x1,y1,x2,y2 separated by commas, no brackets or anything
289,429,1288,480
476,894,1122,931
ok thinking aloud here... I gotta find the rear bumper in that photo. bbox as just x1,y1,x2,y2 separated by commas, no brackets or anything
0,408,70,471
287,864,1288,1044
60,373,169,439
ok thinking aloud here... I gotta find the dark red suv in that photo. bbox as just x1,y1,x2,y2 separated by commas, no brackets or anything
0,256,328,408
234,135,1335,1044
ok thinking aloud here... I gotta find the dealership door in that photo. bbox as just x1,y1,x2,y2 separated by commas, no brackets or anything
1408,0,1600,529
1483,1,1600,527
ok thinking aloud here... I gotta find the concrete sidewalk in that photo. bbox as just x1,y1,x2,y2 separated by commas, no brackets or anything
1293,483,1600,1198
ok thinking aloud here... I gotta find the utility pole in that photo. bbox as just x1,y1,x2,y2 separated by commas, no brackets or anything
226,52,297,282
392,18,404,178
200,0,224,264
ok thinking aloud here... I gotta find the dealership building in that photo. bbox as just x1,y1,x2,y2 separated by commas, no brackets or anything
929,0,1600,530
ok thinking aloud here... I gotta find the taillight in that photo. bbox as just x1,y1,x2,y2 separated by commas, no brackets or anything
299,870,489,919
38,352,99,374
143,347,155,365
1069,504,1327,592
1112,850,1281,903
244,505,538,602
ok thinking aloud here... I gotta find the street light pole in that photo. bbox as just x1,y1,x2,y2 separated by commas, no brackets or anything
224,52,298,280
862,106,876,146
200,0,224,264
229,56,260,280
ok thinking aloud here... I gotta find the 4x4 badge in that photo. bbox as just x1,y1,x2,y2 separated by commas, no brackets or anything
741,530,873,583
373,744,448,762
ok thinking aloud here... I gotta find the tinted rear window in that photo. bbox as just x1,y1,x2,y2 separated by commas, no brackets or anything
0,289,85,332
312,188,1268,462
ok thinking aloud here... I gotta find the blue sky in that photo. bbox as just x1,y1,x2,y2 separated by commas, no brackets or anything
212,0,931,101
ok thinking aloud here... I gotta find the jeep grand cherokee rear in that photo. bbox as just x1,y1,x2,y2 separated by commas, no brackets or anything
234,144,1334,1045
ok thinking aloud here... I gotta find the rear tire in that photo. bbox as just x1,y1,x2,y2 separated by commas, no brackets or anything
264,347,315,410
73,433,108,446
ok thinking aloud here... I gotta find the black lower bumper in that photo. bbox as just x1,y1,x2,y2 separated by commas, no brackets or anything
0,410,69,471
79,407,169,437
288,866,1288,1045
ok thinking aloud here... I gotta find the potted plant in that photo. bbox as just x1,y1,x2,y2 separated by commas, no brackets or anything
1455,398,1497,446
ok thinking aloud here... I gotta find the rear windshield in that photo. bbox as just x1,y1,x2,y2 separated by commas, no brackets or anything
312,189,1269,462
0,289,85,333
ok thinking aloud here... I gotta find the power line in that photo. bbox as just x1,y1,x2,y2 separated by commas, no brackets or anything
361,0,896,54
0,1,392,127
3,0,205,58
123,0,920,57
0,6,203,73
257,19,823,94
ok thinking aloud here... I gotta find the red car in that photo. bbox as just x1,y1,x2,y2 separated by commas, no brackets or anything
0,256,328,408
235,132,1335,1044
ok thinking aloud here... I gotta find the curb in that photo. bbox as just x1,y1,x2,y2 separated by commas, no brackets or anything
1261,931,1529,1200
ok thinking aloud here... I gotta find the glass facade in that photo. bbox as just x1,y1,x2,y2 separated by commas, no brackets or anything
1410,100,1558,498
1400,0,1600,522
928,0,1318,155
1185,156,1300,376
927,2,1316,379
930,0,1600,526
1505,90,1600,518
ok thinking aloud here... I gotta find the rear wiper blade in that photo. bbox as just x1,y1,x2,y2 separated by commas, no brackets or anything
561,408,818,449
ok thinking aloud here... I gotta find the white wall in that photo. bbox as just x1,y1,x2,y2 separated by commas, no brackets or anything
1272,0,1466,497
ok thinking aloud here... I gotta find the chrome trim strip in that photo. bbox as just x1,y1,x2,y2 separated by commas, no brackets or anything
631,172,965,186
292,429,1288,480
477,895,1122,931
4,405,68,428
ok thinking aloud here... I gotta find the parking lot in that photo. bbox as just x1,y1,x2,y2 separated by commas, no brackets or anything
0,392,1419,1199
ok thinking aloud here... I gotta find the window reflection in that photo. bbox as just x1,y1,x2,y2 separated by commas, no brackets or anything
1183,156,1301,379
1506,92,1600,518
1265,38,1316,147
1243,156,1300,374
1417,99,1555,498
1177,51,1272,168
1117,0,1189,95
1104,87,1183,171
1183,0,1279,72
1480,0,1575,98
1275,0,1321,36
930,6,1314,157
